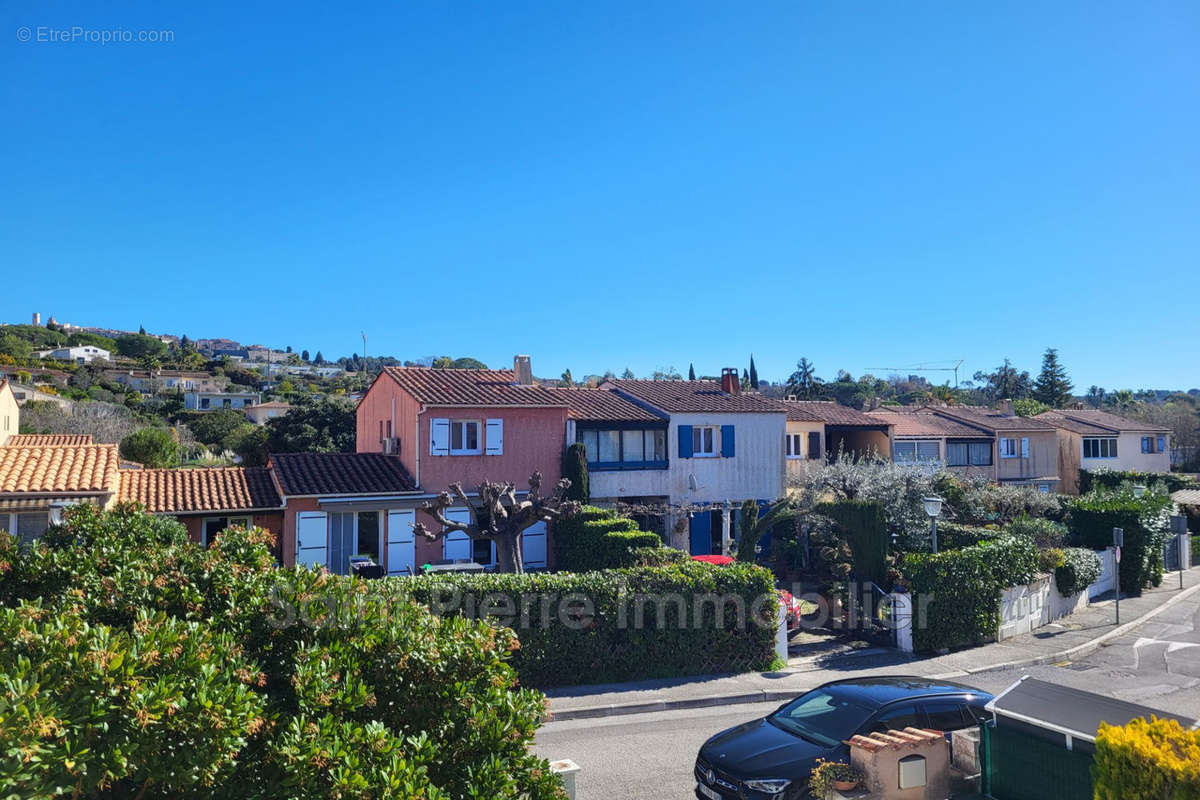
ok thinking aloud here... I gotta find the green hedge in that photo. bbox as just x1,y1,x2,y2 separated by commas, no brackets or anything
902,536,1038,652
816,500,889,585
935,522,1000,550
1068,491,1171,596
1080,469,1197,495
554,505,667,571
404,561,779,687
1054,547,1104,597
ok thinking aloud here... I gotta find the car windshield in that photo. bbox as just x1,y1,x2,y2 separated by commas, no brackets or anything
768,688,874,747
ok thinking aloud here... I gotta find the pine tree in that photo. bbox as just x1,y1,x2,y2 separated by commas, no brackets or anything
621,367,635,379
688,363,696,381
301,349,310,362
138,325,146,335
1033,348,1074,408
749,355,759,389
314,351,325,365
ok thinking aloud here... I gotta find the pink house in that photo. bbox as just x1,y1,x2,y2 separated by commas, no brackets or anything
356,356,568,569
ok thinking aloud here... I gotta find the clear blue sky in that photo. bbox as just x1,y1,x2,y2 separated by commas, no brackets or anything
3,1,1198,389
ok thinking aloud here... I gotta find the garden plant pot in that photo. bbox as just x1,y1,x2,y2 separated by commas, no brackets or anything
832,779,859,791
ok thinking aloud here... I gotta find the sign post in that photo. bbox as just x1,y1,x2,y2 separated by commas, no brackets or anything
1112,528,1124,625
1171,515,1189,591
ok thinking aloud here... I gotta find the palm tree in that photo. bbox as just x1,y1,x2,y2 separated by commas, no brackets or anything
787,358,817,399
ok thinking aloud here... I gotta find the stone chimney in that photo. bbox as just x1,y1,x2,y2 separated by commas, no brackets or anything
998,398,1014,416
513,355,533,385
720,367,740,395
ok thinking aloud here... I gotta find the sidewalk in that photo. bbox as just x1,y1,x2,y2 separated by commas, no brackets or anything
545,566,1200,721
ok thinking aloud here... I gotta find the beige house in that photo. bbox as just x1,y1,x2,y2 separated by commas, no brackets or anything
245,401,292,425
0,381,17,446
868,407,997,480
1036,409,1172,490
935,406,1060,491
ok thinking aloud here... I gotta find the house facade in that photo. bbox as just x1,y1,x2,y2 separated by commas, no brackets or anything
867,407,997,480
0,442,123,544
1036,409,1172,488
184,390,261,411
37,345,111,364
0,381,16,446
777,400,893,473
354,357,566,569
601,371,786,555
109,370,226,393
245,401,291,425
935,407,1061,490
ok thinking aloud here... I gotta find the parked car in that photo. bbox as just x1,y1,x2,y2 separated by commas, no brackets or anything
691,554,803,633
694,676,992,799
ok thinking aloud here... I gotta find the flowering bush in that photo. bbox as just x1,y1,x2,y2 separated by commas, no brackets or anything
1093,716,1200,799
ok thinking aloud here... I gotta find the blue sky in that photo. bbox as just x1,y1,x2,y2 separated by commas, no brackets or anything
3,1,1198,389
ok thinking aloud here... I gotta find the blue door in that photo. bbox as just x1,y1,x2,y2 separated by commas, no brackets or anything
689,512,712,555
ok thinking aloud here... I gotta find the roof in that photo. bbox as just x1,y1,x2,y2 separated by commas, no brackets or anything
1037,408,1171,434
118,467,281,513
380,367,567,408
847,728,945,752
935,406,1056,432
1172,489,1200,506
269,452,417,496
986,677,1197,741
609,380,785,414
250,401,291,410
5,434,95,447
868,408,991,438
0,444,122,495
822,676,990,707
556,389,666,422
779,400,889,427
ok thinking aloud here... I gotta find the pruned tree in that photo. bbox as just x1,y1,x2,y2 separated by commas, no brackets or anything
413,472,581,573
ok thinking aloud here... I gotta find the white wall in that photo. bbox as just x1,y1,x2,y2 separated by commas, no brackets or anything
668,412,785,506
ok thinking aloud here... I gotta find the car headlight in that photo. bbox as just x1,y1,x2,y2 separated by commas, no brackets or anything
744,777,791,794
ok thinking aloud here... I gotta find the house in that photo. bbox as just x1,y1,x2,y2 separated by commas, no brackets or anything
776,400,893,467
109,370,226,394
184,390,261,411
271,452,433,575
1036,408,1172,490
245,401,292,425
117,466,284,548
6,383,73,409
355,356,566,569
36,345,111,364
0,443,123,544
868,407,997,479
601,369,787,555
0,381,16,446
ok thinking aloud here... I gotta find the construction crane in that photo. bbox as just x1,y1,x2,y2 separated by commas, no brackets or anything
864,360,965,388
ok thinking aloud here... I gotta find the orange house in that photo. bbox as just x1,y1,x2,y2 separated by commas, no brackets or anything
355,357,568,569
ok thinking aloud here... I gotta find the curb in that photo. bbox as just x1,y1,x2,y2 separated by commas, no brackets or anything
546,576,1200,723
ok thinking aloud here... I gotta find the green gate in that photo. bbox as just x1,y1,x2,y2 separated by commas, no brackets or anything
980,723,1093,800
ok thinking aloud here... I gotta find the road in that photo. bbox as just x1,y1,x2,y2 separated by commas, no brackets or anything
535,588,1200,800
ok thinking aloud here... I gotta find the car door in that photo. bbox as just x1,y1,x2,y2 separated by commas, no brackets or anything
863,702,926,735
920,700,974,736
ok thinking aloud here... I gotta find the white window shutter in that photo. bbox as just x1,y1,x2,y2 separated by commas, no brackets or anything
1021,437,1029,458
430,418,450,456
485,419,504,455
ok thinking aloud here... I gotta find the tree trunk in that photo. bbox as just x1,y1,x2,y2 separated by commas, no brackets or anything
495,532,524,574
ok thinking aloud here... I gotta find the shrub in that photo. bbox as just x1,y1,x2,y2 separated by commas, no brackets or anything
944,475,1065,525
810,760,863,797
0,505,566,799
815,500,889,585
1039,547,1065,573
901,535,1037,651
1005,515,1068,549
562,442,589,503
405,561,779,687
554,505,665,571
935,521,999,550
1081,469,1197,496
119,426,178,468
1054,547,1103,597
1068,489,1171,595
629,545,689,566
1093,716,1200,800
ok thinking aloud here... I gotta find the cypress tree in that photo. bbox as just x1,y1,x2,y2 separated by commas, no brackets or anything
562,442,589,503
688,363,696,381
1033,348,1074,408
749,355,759,389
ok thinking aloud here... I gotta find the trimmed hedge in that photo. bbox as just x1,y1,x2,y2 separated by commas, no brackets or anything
1054,547,1103,597
1080,469,1197,496
1093,716,1200,800
935,522,1000,550
404,561,779,687
816,500,889,585
902,536,1038,652
1005,515,1069,549
1068,490,1171,596
554,505,667,571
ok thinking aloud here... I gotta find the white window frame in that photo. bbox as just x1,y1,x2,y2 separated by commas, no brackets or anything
449,420,482,455
894,440,940,463
999,438,1028,459
692,425,718,457
785,433,804,459
1083,437,1118,459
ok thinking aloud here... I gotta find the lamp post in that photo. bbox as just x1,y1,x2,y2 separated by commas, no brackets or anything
923,496,944,554
1132,485,1148,498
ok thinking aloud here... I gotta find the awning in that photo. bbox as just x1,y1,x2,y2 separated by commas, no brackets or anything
0,496,102,513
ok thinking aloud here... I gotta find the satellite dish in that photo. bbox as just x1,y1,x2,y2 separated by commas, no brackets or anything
688,473,699,492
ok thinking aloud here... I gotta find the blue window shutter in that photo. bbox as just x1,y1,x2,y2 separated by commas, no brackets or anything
721,425,735,457
678,425,693,459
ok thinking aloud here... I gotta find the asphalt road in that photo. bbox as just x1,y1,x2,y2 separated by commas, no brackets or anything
534,589,1200,800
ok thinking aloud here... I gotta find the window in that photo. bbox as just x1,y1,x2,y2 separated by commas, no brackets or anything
894,441,940,463
868,704,924,735
222,398,232,408
200,397,210,409
449,420,481,454
1157,436,1167,454
578,428,667,468
785,433,804,458
15,513,49,547
808,431,822,460
472,537,495,566
1083,437,1118,459
947,441,993,466
692,425,717,457
1142,436,1165,454
999,437,1029,459
921,701,972,733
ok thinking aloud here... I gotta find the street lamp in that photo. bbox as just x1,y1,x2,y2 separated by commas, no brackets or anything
923,496,944,554
1132,485,1148,498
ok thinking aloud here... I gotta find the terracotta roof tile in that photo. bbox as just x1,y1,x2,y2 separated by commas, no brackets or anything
270,452,417,496
0,444,121,494
118,467,281,513
380,367,567,407
868,408,991,438
781,401,890,427
847,728,944,752
5,434,95,447
936,406,1056,432
1038,409,1170,434
610,380,785,414
555,389,666,422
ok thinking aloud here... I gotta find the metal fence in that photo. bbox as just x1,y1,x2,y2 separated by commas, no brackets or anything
979,723,1093,800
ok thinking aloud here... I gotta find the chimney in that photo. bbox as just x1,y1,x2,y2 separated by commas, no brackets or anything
999,398,1014,416
720,367,740,395
513,355,533,385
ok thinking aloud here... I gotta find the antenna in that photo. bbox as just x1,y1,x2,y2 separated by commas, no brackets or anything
361,332,367,363
864,359,965,388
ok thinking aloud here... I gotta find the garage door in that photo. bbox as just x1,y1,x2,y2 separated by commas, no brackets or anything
386,509,416,576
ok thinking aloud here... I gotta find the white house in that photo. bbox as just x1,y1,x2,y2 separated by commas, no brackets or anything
184,390,261,411
36,345,111,364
